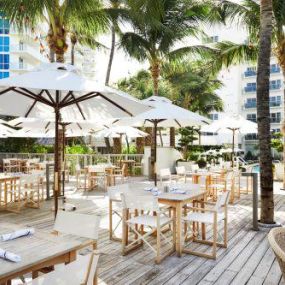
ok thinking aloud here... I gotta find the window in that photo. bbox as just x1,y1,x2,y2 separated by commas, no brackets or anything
247,114,257,122
245,98,256,108
244,82,257,92
0,54,9,69
245,133,258,140
270,79,281,90
270,112,281,123
272,128,281,133
270,64,280,73
209,113,219,120
270,96,281,107
0,18,9,34
0,36,9,52
0,71,9,79
244,67,257,77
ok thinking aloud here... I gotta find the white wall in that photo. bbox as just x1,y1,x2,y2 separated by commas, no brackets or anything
143,146,182,176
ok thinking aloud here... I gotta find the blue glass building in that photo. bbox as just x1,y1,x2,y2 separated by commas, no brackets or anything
0,15,9,79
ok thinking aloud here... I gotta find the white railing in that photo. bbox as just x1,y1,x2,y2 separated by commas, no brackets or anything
0,152,144,174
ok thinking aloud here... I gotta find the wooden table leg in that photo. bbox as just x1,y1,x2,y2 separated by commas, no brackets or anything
201,194,206,240
176,203,182,257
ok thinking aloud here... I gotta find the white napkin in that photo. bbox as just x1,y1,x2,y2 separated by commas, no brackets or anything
0,228,35,241
0,248,21,262
170,189,186,194
152,191,162,196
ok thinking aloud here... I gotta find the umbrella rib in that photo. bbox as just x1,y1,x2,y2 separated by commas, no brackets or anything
70,92,86,120
174,119,181,128
13,89,53,107
20,88,54,106
60,91,73,105
60,92,98,107
45,122,51,129
0,87,15,95
62,92,133,117
44,90,56,105
24,90,45,118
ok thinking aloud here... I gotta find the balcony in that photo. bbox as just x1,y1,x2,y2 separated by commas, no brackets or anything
244,86,256,93
270,118,281,123
270,101,281,107
10,44,48,63
9,62,28,71
269,83,282,90
244,102,256,109
270,66,281,73
244,70,256,77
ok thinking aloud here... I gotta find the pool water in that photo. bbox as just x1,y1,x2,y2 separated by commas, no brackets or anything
252,165,260,173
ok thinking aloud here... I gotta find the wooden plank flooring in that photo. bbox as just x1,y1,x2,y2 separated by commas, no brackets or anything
0,178,285,285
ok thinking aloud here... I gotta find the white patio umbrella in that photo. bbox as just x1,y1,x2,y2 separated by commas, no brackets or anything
93,126,148,153
115,96,210,185
201,114,257,166
0,63,151,215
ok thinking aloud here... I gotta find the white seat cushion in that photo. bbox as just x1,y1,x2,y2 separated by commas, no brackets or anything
183,211,225,224
27,254,99,285
127,215,172,227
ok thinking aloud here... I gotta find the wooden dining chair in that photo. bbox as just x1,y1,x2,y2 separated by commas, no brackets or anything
110,164,127,185
159,168,178,184
26,252,100,285
182,190,230,259
53,211,100,250
108,184,130,241
121,193,175,264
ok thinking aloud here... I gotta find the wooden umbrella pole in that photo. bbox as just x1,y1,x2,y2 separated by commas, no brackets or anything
62,125,66,197
54,91,60,217
154,120,158,186
231,129,235,168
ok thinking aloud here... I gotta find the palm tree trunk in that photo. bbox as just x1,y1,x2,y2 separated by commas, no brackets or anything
150,62,160,95
71,43,75,65
105,24,116,86
104,137,112,153
113,137,122,154
256,0,274,224
145,127,152,146
170,127,175,147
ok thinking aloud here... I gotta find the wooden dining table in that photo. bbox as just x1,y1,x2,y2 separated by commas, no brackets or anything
0,223,86,285
119,185,207,257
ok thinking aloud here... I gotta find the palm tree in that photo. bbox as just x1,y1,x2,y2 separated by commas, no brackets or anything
119,0,214,171
0,0,108,63
105,0,122,85
210,0,274,223
256,0,274,224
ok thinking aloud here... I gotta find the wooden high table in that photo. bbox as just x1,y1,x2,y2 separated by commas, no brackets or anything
158,189,207,257
0,223,88,285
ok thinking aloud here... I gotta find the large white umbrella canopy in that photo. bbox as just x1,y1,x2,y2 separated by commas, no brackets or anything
0,63,151,215
0,63,151,122
201,114,257,165
93,126,148,138
201,114,257,134
115,96,210,185
116,96,210,127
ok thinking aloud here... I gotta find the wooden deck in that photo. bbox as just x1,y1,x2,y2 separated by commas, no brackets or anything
1,179,285,285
